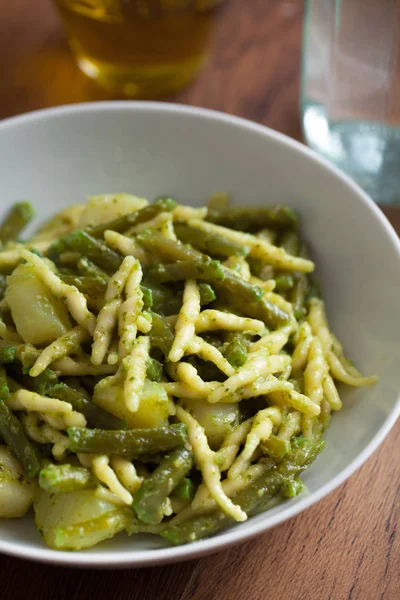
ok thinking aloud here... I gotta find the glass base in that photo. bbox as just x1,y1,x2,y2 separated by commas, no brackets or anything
75,54,205,99
302,101,400,205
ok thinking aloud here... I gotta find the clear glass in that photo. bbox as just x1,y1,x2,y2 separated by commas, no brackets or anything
52,1,225,99
301,0,400,204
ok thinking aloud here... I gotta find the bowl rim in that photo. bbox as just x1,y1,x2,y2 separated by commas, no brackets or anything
0,101,399,568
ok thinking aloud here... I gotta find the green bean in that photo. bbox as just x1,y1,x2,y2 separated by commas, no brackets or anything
279,231,299,256
77,257,109,282
281,476,305,498
174,223,251,258
172,477,195,502
206,205,298,232
67,424,188,458
146,357,163,382
0,274,6,300
137,231,202,262
141,285,153,310
149,311,175,357
39,463,96,493
260,434,291,458
62,376,91,398
216,269,263,304
0,345,16,365
274,273,295,292
198,283,216,306
148,259,224,284
59,274,107,296
222,333,248,368
0,340,40,369
140,239,258,304
216,288,289,329
13,366,59,396
160,439,324,544
247,297,291,328
46,238,68,263
133,447,194,524
142,280,180,315
291,274,308,320
0,202,35,244
0,366,40,478
50,382,127,430
86,197,177,237
63,230,123,273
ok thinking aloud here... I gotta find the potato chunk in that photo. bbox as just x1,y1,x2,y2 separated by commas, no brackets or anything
94,377,169,429
77,194,148,228
6,263,71,344
0,446,37,518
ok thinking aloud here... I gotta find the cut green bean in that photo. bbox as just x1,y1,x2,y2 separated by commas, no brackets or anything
172,478,195,502
174,223,251,258
281,476,305,498
146,357,163,382
59,274,107,296
67,424,188,458
77,257,109,282
148,259,224,284
160,439,324,544
274,273,295,292
142,280,180,315
207,205,298,232
0,345,16,365
291,274,308,320
63,230,123,273
260,434,291,458
247,297,290,328
0,340,40,370
222,333,248,368
149,311,175,357
141,285,153,310
0,202,35,244
86,197,177,237
50,382,127,430
137,231,202,262
0,366,40,478
198,283,216,306
216,288,289,329
133,447,194,524
39,463,96,493
15,366,59,396
216,269,263,304
46,238,69,263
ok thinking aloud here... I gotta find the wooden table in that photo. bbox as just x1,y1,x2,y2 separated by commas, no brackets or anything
1,2,399,599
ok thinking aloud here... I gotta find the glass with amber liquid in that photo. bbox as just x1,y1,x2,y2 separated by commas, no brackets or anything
53,0,222,97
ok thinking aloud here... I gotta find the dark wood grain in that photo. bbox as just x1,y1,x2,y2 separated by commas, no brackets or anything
1,2,399,599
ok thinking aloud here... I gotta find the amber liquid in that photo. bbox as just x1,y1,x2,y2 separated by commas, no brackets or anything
54,0,219,97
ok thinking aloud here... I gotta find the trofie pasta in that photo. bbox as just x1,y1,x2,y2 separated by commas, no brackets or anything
0,194,378,549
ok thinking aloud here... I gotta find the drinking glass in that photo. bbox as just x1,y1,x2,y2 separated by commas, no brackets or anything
301,0,400,204
53,0,224,98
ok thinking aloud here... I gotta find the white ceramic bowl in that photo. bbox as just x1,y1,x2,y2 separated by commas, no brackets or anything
0,103,399,568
